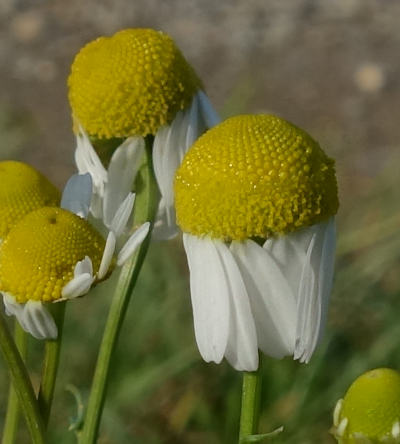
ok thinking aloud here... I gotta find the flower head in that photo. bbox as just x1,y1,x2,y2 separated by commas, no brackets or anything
68,28,219,238
0,161,60,239
175,114,338,240
68,28,202,139
0,207,106,303
332,368,400,443
174,115,338,370
0,173,150,339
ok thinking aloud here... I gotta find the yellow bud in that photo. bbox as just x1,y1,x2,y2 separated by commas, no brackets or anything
68,28,202,139
0,207,106,303
334,368,400,443
0,161,60,239
175,114,338,241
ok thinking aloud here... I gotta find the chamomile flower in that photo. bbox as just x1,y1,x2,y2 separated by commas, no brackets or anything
174,114,338,371
0,173,150,340
332,368,400,443
68,28,219,238
0,160,60,241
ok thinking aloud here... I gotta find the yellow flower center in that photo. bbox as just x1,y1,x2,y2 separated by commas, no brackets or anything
339,368,400,442
175,114,338,241
0,161,60,239
0,207,106,303
68,28,202,139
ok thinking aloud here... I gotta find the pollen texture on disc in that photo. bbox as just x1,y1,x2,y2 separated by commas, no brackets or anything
0,161,60,239
174,114,338,241
68,28,202,138
0,207,106,303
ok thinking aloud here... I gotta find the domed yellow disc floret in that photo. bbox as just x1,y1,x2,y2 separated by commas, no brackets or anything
0,161,60,239
68,28,202,139
0,207,106,303
175,114,338,241
338,368,400,442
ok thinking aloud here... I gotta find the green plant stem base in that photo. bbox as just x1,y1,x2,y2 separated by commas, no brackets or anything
79,137,159,444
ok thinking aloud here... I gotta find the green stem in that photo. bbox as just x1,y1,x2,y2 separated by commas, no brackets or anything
239,360,262,443
2,322,28,444
0,312,46,444
79,138,159,444
38,302,66,427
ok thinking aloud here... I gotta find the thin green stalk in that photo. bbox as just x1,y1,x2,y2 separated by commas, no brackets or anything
2,322,28,444
79,137,159,444
0,312,46,444
38,301,66,427
239,360,262,443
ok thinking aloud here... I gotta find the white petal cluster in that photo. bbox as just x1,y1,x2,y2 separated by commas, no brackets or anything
1,173,150,340
75,91,219,240
183,219,336,371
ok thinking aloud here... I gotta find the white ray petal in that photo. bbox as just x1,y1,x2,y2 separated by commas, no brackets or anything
61,173,92,218
231,240,297,359
21,301,57,340
183,234,230,364
185,94,199,149
62,256,95,299
293,219,336,363
75,130,107,193
109,192,135,237
197,90,221,128
103,137,144,227
214,242,258,371
3,293,24,318
98,231,116,280
152,198,179,240
74,256,93,276
117,222,150,266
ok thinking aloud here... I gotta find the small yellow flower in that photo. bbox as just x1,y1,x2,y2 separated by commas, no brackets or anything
174,115,338,370
332,368,400,443
69,28,202,139
0,207,105,304
0,161,60,239
68,28,220,238
0,173,150,339
175,114,338,241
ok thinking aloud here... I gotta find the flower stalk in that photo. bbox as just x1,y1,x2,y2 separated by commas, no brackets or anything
38,301,67,426
2,322,28,444
239,359,262,443
79,136,159,444
0,312,46,444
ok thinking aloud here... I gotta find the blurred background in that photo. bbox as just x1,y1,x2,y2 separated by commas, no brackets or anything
1,0,400,442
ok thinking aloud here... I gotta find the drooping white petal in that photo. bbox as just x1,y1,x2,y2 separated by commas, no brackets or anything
103,137,144,227
75,129,107,194
185,93,200,149
291,219,336,363
62,256,95,299
98,231,116,280
61,173,92,218
117,222,150,266
231,240,297,359
3,293,24,318
183,234,230,364
197,90,221,128
152,198,179,241
214,242,258,371
109,193,135,237
20,301,57,340
153,95,210,240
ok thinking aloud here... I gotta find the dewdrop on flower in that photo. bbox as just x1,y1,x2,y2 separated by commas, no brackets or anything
0,161,60,240
174,114,338,371
332,368,400,443
68,28,219,238
0,173,150,340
